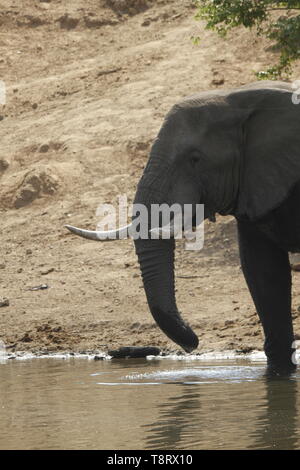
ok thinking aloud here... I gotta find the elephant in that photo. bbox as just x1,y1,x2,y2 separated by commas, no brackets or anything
66,81,300,373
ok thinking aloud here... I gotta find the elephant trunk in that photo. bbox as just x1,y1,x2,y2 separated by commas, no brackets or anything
133,185,199,353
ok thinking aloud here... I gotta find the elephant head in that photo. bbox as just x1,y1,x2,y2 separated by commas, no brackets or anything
66,81,300,353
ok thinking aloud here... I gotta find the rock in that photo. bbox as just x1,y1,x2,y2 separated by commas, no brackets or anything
0,159,9,173
0,298,9,307
108,346,161,358
40,267,54,275
236,346,254,354
94,355,104,361
27,284,49,291
19,333,32,343
58,14,80,30
14,169,59,209
211,77,225,86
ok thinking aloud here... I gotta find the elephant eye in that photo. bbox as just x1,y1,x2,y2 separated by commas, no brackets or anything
190,152,201,167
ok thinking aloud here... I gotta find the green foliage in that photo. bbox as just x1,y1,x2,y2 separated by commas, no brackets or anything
193,0,300,78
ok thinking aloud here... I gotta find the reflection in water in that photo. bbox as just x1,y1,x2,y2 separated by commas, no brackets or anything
141,367,300,450
143,386,202,449
251,377,298,450
0,359,299,449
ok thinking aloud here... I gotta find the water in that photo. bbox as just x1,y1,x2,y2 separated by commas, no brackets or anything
0,356,299,450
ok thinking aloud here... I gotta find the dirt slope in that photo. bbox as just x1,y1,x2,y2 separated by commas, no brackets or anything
0,0,300,355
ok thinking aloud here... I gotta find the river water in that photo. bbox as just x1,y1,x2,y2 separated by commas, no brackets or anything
0,356,299,450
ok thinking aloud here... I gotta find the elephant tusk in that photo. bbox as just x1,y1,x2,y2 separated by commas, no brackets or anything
149,212,197,239
149,225,180,238
149,216,183,239
65,223,132,240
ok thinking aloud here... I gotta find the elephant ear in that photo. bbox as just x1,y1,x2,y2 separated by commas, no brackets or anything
235,87,300,221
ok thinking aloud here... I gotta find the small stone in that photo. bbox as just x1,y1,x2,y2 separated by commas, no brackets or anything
0,159,9,173
94,355,104,361
39,144,49,153
20,333,32,343
236,346,254,354
0,298,9,307
17,268,23,273
27,284,49,291
40,267,54,275
26,249,32,255
0,264,5,269
211,77,225,86
32,103,38,110
58,14,80,30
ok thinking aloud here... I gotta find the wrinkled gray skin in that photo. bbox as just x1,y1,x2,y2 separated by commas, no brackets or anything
133,81,300,358
66,81,300,371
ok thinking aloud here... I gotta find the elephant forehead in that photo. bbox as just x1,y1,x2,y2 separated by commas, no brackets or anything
171,82,294,126
168,100,243,138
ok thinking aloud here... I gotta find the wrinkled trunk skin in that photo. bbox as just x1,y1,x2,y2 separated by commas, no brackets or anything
133,184,199,353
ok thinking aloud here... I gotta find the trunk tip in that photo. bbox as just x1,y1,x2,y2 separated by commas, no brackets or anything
181,331,199,353
150,307,199,353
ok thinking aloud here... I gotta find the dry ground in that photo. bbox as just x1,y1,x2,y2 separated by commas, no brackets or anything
0,0,300,355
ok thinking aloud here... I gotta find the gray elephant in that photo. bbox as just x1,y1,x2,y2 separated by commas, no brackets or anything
67,81,300,373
